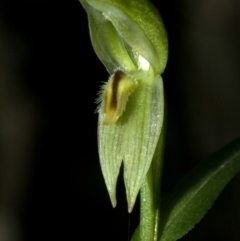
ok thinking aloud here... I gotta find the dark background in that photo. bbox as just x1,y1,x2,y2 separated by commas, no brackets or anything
0,0,240,240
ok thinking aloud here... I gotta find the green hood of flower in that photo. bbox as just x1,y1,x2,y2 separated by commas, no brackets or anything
80,0,168,74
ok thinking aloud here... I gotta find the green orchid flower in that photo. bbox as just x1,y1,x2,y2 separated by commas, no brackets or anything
80,0,168,212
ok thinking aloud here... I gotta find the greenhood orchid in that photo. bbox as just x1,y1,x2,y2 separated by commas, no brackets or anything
80,0,168,212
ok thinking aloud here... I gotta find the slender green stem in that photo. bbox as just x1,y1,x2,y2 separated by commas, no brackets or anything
139,166,155,241
132,104,166,241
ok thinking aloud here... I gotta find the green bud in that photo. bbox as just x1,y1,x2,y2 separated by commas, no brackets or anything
80,0,168,211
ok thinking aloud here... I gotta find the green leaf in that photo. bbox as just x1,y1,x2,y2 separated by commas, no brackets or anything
159,138,240,241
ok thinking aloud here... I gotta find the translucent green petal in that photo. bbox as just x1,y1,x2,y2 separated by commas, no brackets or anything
80,0,136,73
98,73,164,210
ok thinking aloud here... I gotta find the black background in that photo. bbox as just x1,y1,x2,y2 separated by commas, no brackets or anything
0,0,240,240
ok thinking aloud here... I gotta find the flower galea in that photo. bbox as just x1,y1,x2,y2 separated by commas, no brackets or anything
80,0,168,212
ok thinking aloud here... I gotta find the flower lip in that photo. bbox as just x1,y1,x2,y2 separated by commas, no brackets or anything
102,70,137,125
110,70,125,110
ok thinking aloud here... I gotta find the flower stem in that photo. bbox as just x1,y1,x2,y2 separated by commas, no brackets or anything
132,96,166,241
